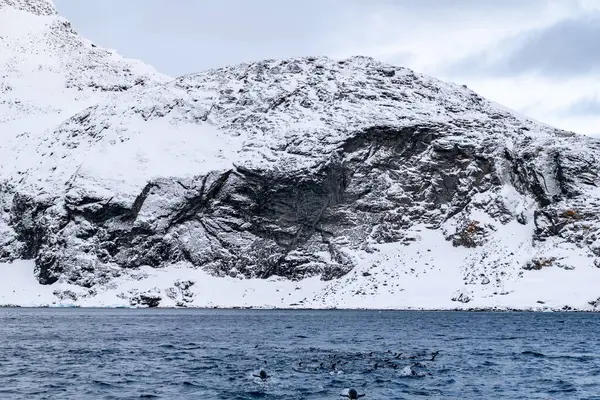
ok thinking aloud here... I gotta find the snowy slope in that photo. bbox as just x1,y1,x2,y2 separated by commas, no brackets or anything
0,0,169,178
12,56,557,197
1,0,600,310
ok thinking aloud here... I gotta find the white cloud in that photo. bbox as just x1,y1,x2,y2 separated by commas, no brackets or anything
326,0,579,71
456,76,600,135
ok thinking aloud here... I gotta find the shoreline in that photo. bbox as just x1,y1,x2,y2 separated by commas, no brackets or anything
1,305,597,312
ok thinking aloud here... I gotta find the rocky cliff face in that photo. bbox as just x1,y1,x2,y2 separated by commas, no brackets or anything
2,0,600,309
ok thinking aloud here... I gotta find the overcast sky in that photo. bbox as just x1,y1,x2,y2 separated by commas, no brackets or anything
53,0,600,136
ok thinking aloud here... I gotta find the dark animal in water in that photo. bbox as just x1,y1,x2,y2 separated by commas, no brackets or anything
253,370,269,381
342,388,365,399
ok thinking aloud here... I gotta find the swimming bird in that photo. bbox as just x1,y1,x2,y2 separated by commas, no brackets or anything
341,388,365,399
253,369,269,381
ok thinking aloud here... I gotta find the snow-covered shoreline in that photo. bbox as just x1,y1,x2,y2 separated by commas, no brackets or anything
3,236,599,312
0,305,594,312
2,218,599,312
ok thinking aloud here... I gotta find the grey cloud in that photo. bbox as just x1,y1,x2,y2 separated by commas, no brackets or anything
445,14,600,78
54,0,364,76
53,0,553,78
388,0,548,14
562,97,600,116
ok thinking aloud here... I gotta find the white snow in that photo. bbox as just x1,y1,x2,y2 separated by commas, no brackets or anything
17,115,246,203
0,260,58,307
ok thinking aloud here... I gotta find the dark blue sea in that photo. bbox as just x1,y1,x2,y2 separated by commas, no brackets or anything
0,309,599,399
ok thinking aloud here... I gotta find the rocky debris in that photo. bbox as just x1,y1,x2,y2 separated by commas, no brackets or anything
452,292,472,304
523,257,557,271
589,297,600,308
53,289,78,302
558,264,575,271
165,280,196,306
449,220,492,248
535,207,588,238
128,289,162,308
522,256,574,271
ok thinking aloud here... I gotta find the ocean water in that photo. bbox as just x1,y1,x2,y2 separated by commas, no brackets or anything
0,309,599,399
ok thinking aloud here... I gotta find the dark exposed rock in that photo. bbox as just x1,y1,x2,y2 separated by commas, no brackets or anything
589,297,600,308
523,257,556,271
450,220,492,248
10,193,54,259
166,280,196,306
53,289,78,302
129,290,162,308
452,293,472,304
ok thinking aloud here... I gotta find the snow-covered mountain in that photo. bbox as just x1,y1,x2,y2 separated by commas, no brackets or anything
1,0,600,310
0,0,168,171
0,0,167,256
